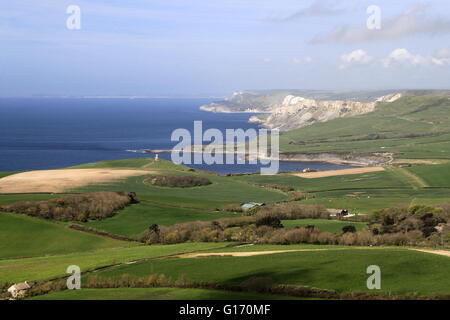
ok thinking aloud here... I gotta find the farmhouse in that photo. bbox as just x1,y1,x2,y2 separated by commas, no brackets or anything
241,202,265,212
329,209,350,217
8,282,31,299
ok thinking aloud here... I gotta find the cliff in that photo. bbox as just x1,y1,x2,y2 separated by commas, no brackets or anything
200,90,403,131
254,93,402,131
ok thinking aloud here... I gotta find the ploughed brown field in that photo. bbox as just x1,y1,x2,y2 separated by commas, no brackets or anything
0,169,152,193
292,167,385,179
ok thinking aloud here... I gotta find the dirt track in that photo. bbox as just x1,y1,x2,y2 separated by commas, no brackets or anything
179,249,331,258
180,248,450,259
292,167,385,179
412,249,450,258
0,169,152,193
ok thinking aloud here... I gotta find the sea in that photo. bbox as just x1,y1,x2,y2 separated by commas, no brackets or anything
0,98,352,175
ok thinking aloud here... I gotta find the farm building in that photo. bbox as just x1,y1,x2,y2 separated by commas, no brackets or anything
241,202,265,212
329,209,350,217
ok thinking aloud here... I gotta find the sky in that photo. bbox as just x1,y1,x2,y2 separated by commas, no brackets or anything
1,0,450,97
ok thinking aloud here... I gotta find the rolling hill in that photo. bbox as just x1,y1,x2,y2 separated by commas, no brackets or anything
279,95,450,161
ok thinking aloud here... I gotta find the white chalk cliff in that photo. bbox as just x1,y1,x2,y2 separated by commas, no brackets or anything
258,93,402,131
200,90,404,131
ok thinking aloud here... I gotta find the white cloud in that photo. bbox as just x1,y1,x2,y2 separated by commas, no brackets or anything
381,49,427,68
339,49,373,69
292,58,301,64
304,56,313,63
263,58,272,63
311,4,450,44
431,48,450,66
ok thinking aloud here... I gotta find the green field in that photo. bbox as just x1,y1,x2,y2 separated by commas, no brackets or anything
0,242,229,283
72,173,289,207
0,212,133,259
406,162,450,187
233,170,410,192
282,219,367,233
62,158,290,208
232,168,450,213
85,202,240,237
0,194,61,206
96,248,450,295
29,287,301,300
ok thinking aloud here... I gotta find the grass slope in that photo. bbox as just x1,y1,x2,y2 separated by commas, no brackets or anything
0,242,229,283
97,248,450,295
29,287,300,300
233,170,409,192
85,202,240,237
233,169,450,213
0,212,132,259
68,158,190,171
407,162,450,187
0,194,61,206
72,173,289,206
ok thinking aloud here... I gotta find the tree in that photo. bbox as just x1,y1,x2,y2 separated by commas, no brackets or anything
342,225,357,233
255,216,283,229
149,224,160,234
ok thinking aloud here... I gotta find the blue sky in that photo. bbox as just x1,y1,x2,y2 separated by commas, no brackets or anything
1,0,450,96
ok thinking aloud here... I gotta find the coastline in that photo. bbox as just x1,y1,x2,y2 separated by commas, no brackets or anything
144,149,390,167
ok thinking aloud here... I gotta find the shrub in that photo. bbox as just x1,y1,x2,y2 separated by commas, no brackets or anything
342,225,357,233
0,192,138,222
290,192,311,201
137,203,449,248
146,175,212,188
253,183,294,192
255,203,329,220
255,216,283,228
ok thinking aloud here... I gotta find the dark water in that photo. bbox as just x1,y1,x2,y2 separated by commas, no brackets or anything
0,98,352,174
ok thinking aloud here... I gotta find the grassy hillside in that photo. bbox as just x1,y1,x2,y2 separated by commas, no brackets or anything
96,248,450,295
233,170,409,192
84,202,240,237
68,158,190,171
0,194,61,206
72,173,289,206
280,96,450,160
0,212,132,259
406,162,450,187
231,165,450,213
29,288,300,300
0,242,228,283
